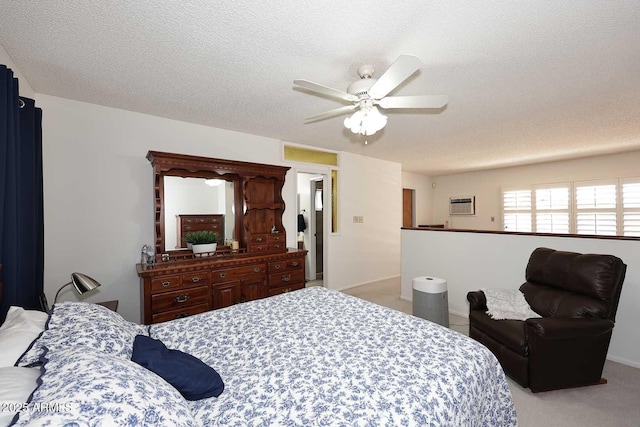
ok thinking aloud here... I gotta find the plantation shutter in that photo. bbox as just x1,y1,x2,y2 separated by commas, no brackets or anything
502,189,532,232
622,179,640,237
575,181,617,235
534,185,570,233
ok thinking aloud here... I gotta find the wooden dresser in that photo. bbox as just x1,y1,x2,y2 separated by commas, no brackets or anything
137,249,306,324
141,151,306,324
176,214,224,248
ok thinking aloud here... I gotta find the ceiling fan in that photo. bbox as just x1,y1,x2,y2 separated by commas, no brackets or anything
293,55,448,138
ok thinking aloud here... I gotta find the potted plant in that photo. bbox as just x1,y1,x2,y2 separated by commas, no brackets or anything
185,230,218,255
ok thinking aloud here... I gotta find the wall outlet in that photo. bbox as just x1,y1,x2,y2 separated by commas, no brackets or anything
353,216,364,223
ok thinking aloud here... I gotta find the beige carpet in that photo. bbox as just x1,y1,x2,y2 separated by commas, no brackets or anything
342,278,640,427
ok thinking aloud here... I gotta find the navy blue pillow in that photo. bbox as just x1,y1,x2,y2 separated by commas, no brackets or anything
131,335,224,400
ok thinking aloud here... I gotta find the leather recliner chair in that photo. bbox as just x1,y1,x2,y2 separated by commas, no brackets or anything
467,247,626,392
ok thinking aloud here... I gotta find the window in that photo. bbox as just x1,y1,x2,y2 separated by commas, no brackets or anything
575,181,616,235
535,185,569,233
502,189,532,232
501,177,640,236
622,180,640,237
283,145,338,166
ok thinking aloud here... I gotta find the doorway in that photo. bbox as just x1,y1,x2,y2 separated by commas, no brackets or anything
311,179,323,281
402,188,415,227
296,172,327,287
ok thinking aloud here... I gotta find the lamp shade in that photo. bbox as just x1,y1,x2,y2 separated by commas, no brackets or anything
344,106,388,136
53,272,102,304
70,272,102,294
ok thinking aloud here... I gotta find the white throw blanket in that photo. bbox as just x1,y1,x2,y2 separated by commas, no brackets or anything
481,288,541,321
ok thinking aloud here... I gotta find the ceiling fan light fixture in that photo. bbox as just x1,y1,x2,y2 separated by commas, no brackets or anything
295,55,447,140
344,106,387,136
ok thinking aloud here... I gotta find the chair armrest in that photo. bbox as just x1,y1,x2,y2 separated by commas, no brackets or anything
525,317,614,340
525,317,615,391
467,291,487,311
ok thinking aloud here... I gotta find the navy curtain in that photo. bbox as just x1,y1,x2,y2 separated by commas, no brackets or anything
0,65,44,322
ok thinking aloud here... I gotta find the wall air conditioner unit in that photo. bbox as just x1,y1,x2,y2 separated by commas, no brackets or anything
449,196,475,215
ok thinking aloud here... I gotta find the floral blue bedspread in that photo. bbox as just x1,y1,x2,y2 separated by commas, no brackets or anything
151,287,518,426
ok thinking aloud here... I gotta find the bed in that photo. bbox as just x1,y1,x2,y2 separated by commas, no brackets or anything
2,287,518,426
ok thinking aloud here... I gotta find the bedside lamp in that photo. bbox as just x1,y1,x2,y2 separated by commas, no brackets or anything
41,272,102,313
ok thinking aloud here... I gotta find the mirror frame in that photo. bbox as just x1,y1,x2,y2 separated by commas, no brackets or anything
147,151,289,257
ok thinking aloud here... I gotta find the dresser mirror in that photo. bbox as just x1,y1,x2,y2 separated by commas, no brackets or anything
147,151,290,259
163,176,235,251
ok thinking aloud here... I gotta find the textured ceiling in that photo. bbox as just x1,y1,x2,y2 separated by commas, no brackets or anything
1,1,639,175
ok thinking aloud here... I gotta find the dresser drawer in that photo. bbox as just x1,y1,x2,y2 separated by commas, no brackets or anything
182,271,210,286
268,233,284,242
269,269,305,288
181,223,223,232
151,285,209,313
268,283,304,296
150,275,181,292
151,303,210,324
182,216,222,224
268,259,303,272
248,243,268,253
268,243,284,251
249,234,269,244
212,263,266,283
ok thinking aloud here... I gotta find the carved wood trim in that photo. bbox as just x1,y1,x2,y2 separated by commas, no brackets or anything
146,151,290,257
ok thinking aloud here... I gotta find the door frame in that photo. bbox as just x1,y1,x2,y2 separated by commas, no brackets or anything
295,169,330,285
310,177,323,280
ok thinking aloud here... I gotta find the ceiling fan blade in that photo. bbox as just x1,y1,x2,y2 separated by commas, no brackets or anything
294,79,359,103
368,55,421,99
304,105,358,122
377,95,449,109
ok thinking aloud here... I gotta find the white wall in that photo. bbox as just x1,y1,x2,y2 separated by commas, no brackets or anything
328,152,402,290
401,229,640,368
0,43,34,98
401,171,433,226
38,94,284,323
430,151,640,230
37,94,402,322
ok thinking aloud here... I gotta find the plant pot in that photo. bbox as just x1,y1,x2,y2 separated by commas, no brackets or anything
192,243,217,255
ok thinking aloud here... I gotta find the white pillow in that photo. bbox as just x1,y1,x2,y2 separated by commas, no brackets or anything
12,346,198,426
0,307,49,367
0,366,41,425
17,301,148,366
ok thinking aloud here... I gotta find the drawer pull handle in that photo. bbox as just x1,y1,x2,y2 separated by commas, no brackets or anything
191,276,200,283
291,262,299,267
256,237,263,242
161,281,171,287
219,272,227,278
175,312,190,319
282,274,291,282
274,264,281,269
253,267,261,273
174,294,190,303
256,246,263,250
